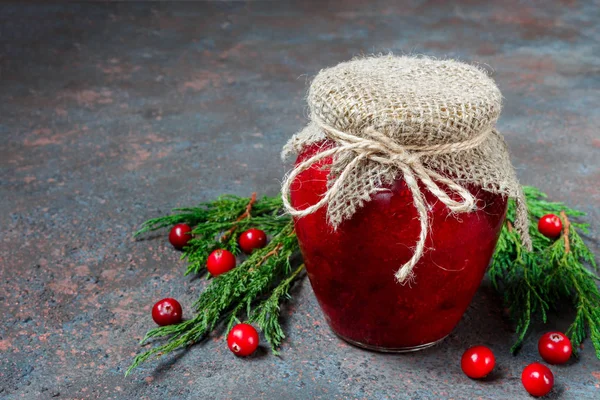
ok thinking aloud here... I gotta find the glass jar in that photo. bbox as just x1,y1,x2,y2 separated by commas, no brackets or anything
291,141,507,352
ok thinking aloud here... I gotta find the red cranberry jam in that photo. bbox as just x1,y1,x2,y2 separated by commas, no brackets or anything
291,141,507,351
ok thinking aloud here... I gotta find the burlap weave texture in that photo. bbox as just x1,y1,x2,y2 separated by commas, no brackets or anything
282,55,531,282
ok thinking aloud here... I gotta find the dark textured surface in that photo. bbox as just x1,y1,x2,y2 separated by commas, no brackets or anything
1,1,599,399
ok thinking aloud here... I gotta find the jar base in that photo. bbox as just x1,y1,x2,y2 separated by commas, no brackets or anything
334,332,448,353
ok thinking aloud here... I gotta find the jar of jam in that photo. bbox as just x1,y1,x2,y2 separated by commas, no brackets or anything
290,141,507,351
283,55,527,352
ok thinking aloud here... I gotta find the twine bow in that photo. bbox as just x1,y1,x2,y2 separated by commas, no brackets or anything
281,121,495,284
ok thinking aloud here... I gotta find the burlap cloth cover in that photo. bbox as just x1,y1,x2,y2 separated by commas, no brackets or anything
281,55,531,283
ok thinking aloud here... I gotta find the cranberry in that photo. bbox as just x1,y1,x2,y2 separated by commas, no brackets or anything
521,362,554,397
206,249,237,276
238,228,267,254
227,323,259,356
461,346,495,379
537,214,563,239
169,223,193,249
538,332,572,365
152,298,183,326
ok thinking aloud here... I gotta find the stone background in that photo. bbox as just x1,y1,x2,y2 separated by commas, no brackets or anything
1,1,599,399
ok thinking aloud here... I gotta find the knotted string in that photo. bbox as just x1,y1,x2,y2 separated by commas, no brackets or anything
281,121,498,284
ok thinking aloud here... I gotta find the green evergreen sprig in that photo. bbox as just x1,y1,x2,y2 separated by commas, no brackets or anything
126,195,300,376
135,194,289,275
489,186,599,357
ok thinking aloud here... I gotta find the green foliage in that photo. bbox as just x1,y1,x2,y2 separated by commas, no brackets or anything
135,195,288,275
248,263,305,355
489,186,599,357
127,195,301,375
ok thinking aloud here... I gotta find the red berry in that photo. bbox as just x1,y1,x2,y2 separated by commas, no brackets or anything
238,228,267,254
538,214,563,239
227,323,259,357
152,298,183,326
207,249,236,276
521,362,554,397
461,346,495,379
169,223,193,249
538,332,572,364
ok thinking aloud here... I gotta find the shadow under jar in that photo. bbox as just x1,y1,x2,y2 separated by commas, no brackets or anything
291,141,508,352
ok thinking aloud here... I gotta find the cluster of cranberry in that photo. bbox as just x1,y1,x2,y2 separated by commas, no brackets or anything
462,332,572,397
151,223,268,357
461,213,569,397
168,223,267,276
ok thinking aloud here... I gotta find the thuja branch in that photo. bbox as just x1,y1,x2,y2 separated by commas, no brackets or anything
128,195,301,375
220,192,257,243
249,263,305,354
135,194,289,275
134,194,282,238
489,186,599,357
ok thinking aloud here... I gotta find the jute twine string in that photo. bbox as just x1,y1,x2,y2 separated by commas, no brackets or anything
281,119,494,283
